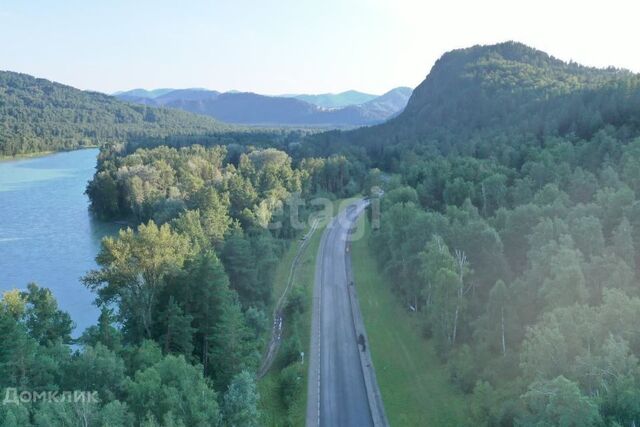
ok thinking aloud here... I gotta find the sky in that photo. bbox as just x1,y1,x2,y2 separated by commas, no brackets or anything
1,0,639,95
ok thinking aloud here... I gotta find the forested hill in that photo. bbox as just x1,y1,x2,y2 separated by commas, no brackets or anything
401,41,636,130
0,71,236,156
311,41,640,162
303,43,640,425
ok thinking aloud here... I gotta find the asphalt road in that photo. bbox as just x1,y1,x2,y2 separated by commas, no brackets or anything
306,201,374,427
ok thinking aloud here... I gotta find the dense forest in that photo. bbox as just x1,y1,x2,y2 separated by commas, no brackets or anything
0,138,362,425
4,40,640,426
0,71,311,157
307,42,640,425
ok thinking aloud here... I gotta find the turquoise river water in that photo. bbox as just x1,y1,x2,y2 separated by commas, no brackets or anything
0,149,119,335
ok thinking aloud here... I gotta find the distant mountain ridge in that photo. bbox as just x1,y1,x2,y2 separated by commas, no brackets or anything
117,88,381,108
112,88,176,99
114,87,412,127
287,90,378,108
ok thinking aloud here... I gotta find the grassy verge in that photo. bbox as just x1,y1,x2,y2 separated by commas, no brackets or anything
257,234,299,423
269,239,300,324
259,222,322,425
258,196,361,425
352,217,470,426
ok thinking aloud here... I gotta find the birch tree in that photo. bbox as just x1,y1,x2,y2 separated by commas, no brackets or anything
84,221,191,342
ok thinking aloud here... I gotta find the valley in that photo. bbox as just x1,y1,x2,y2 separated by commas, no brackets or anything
2,36,640,426
114,87,412,127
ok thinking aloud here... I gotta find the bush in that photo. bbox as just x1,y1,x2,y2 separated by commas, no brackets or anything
279,363,304,408
280,325,303,367
447,344,478,393
285,287,307,318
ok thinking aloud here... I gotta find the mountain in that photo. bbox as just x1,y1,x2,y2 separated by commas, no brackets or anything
0,71,237,156
155,89,221,103
114,87,412,127
326,42,640,159
114,88,218,106
163,92,320,125
349,87,413,120
399,42,636,136
113,88,176,99
289,90,378,108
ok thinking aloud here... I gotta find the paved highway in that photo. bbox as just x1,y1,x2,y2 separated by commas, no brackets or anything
306,200,375,427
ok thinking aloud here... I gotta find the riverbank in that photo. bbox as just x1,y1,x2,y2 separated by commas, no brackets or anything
0,145,99,162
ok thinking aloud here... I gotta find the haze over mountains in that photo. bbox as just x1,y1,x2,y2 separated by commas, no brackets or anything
114,87,412,127
283,90,378,108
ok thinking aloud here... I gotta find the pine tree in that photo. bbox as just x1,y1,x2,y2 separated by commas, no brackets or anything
158,297,194,360
209,298,255,390
181,251,233,376
222,232,258,308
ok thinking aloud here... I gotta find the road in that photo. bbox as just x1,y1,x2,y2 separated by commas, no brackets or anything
306,200,380,427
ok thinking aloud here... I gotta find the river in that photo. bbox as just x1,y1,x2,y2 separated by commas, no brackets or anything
0,149,118,336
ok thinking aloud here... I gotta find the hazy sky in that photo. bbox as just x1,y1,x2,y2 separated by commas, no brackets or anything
1,0,638,95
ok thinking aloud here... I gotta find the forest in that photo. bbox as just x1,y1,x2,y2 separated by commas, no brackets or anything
4,40,640,426
308,42,640,425
0,138,363,425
